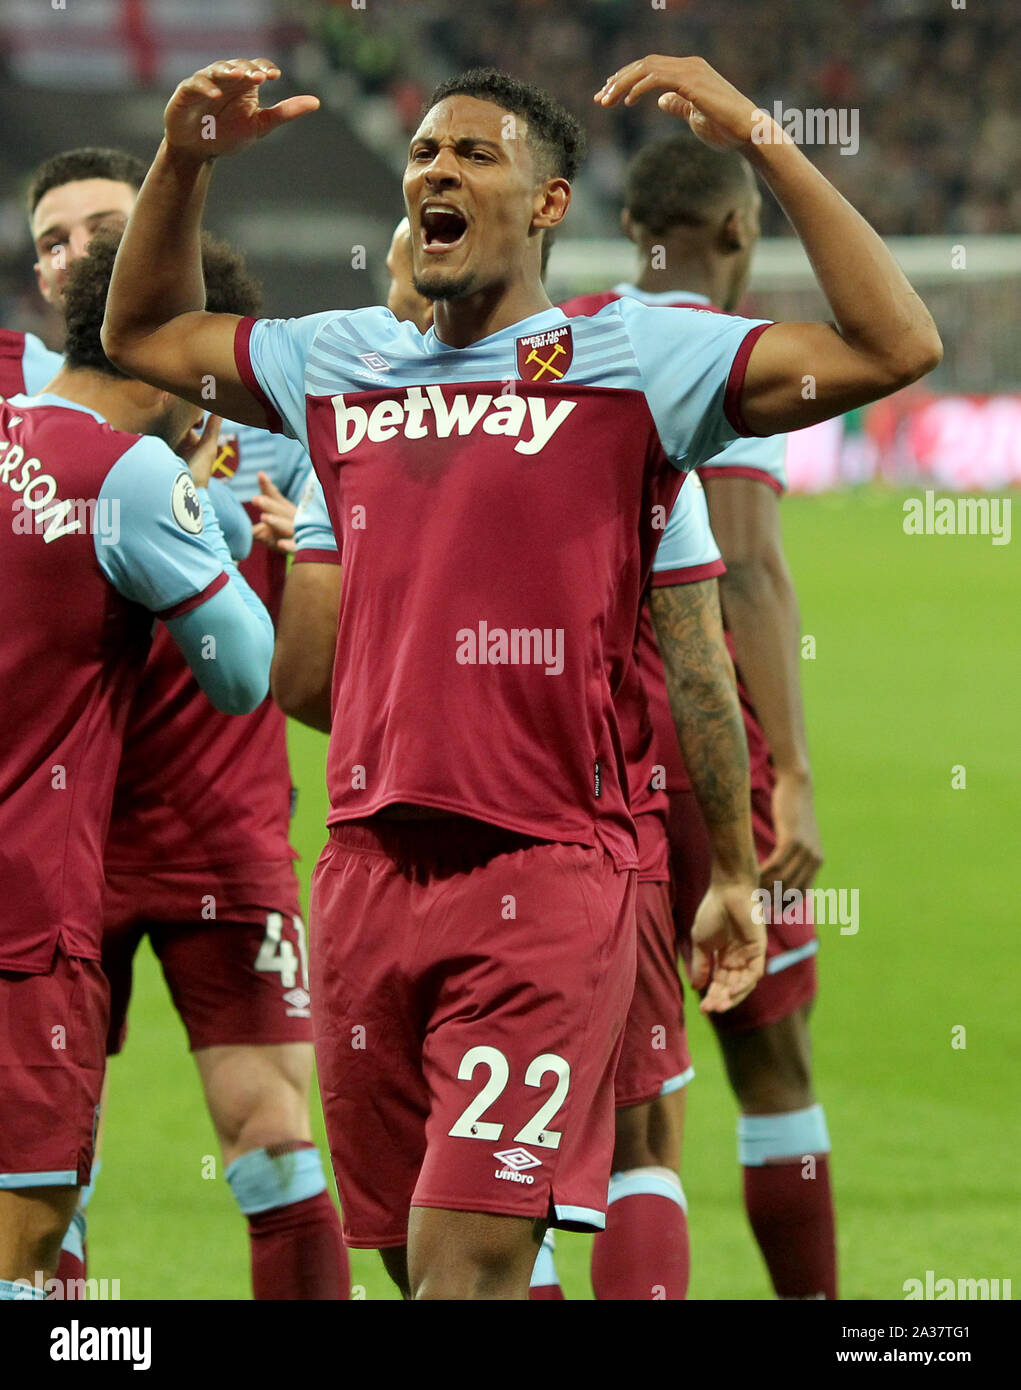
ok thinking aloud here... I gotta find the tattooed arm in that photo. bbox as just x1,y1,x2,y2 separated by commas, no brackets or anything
649,579,766,1011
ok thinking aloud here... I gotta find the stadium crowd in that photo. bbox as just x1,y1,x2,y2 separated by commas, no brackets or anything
317,0,1019,237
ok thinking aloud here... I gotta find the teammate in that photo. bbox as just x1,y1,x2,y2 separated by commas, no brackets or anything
25,146,347,1300
0,233,273,1299
0,329,63,399
102,56,939,1300
561,134,837,1299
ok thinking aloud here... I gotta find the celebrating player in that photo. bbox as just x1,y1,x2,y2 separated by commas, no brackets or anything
0,234,273,1299
24,146,347,1300
101,55,939,1300
562,133,837,1299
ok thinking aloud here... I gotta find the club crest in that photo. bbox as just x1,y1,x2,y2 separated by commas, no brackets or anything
516,324,573,383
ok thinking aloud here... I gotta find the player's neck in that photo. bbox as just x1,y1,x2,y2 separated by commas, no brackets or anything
633,241,728,309
47,366,164,436
432,281,554,349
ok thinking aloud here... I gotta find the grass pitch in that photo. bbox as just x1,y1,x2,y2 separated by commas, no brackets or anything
92,488,1019,1300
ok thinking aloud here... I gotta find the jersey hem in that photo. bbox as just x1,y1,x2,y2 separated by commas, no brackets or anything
700,464,785,494
651,558,726,587
293,548,340,565
326,797,638,871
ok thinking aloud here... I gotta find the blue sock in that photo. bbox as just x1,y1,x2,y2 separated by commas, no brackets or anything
530,1229,560,1289
0,1277,46,1300
225,1144,328,1216
58,1157,101,1264
737,1104,831,1166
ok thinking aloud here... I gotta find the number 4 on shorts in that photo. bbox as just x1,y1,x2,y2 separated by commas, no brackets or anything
254,912,308,992
448,1045,571,1149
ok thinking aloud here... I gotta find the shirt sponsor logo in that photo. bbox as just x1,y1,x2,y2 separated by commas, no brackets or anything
516,324,573,382
455,621,565,677
171,472,204,534
332,385,576,457
493,1147,541,1184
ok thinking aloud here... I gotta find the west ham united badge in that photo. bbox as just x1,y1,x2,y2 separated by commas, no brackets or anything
210,435,240,480
516,324,573,383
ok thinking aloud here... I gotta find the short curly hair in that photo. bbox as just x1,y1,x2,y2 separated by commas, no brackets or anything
624,134,754,235
425,68,586,182
64,227,263,378
26,147,148,217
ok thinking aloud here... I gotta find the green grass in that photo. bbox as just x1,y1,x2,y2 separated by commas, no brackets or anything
92,488,1020,1299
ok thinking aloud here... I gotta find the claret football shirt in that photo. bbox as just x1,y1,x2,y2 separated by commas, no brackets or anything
236,299,773,867
0,393,262,971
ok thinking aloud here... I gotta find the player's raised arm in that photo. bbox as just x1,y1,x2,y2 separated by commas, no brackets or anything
596,57,942,433
101,59,319,427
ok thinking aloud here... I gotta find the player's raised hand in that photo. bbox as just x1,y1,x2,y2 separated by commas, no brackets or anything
761,769,824,894
689,880,767,1014
251,471,298,553
595,56,770,153
177,413,222,488
164,59,319,161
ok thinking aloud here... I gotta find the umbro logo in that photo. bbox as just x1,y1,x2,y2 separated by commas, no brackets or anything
493,1147,541,1172
358,351,390,372
283,986,311,1017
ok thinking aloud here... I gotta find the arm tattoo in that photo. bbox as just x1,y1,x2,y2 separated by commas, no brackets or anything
648,579,751,831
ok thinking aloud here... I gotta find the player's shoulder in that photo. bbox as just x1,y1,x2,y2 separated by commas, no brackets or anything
558,289,621,318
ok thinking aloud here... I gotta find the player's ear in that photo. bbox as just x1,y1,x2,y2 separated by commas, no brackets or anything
719,207,746,255
533,177,570,232
621,208,636,243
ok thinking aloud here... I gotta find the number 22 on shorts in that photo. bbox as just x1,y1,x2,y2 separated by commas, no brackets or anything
448,1045,571,1148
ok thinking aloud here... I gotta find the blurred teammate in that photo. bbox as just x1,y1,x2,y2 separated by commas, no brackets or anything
561,134,835,1298
25,147,347,1300
102,55,939,1299
0,236,272,1299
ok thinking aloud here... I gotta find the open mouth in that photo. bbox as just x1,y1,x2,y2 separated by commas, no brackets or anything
421,205,468,253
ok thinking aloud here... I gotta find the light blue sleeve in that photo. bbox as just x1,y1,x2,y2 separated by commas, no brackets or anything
244,312,341,450
20,333,63,395
206,479,253,561
652,476,723,575
618,297,774,472
95,437,273,713
293,472,338,557
699,431,788,491
274,435,315,504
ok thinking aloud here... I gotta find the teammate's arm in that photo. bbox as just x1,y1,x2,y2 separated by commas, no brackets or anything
97,437,273,714
649,578,766,1012
271,473,340,731
101,59,319,424
597,57,942,432
272,562,340,732
703,475,822,892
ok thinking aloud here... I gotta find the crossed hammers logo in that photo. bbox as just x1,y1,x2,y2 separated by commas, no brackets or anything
525,341,567,380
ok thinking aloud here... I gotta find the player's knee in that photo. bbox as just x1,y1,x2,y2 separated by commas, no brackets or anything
0,1188,78,1280
411,1244,525,1300
724,1018,815,1114
613,1100,666,1170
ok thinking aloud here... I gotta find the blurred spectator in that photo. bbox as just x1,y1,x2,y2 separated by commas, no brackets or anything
306,0,1019,237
